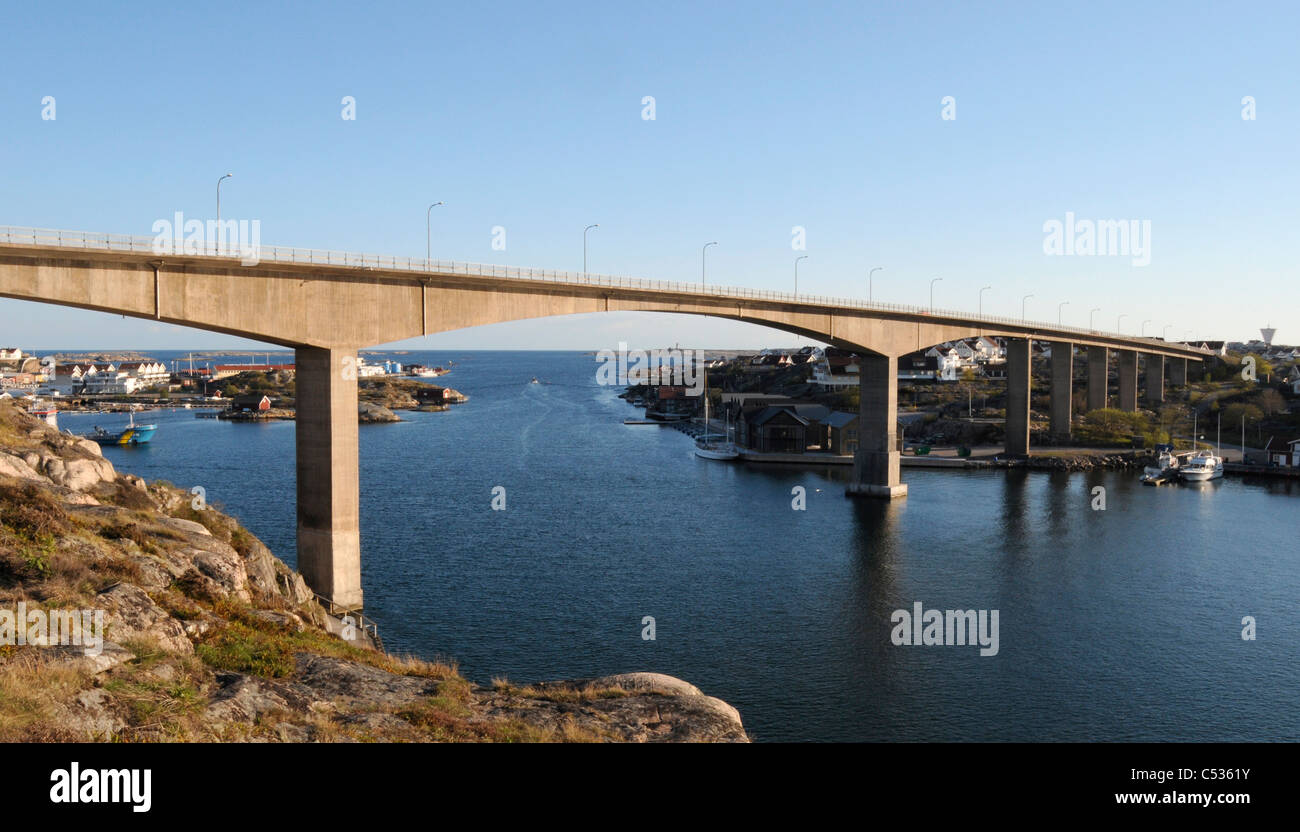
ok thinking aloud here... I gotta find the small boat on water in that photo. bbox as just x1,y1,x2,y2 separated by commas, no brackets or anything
1179,412,1224,482
1180,450,1223,482
530,377,540,384
84,410,157,446
693,368,738,460
1141,443,1180,483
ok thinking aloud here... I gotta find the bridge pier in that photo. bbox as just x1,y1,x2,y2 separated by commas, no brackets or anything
1086,346,1108,411
1144,354,1165,406
847,353,906,499
1169,357,1188,387
295,346,364,610
1004,338,1031,457
1050,341,1073,440
1116,349,1138,411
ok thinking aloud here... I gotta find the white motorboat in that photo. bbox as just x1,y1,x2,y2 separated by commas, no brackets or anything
1180,450,1223,482
1180,412,1225,482
1141,443,1179,482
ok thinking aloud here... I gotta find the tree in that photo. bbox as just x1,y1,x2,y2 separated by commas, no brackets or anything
1222,402,1264,430
1254,389,1286,415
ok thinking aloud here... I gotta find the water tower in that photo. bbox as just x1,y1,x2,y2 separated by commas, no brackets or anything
1261,326,1276,346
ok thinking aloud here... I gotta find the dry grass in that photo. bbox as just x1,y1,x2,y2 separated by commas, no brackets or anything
491,678,633,703
0,649,92,741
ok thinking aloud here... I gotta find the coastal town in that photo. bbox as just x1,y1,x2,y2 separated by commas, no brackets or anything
0,349,468,429
620,332,1300,474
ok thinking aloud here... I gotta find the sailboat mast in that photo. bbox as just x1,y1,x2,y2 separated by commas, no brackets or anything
702,360,709,432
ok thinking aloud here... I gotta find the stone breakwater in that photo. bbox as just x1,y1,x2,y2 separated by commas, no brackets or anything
994,452,1154,472
0,401,747,742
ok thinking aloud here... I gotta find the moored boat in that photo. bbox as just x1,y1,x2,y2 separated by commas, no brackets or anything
84,410,157,446
1141,443,1179,482
1180,450,1223,482
692,366,738,460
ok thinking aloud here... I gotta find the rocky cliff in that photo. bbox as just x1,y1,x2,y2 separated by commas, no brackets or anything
0,401,747,742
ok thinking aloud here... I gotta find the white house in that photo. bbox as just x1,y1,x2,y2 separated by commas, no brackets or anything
52,363,146,395
117,361,169,388
971,337,1001,360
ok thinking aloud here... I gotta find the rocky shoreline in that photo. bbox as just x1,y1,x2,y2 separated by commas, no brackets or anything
994,451,1155,472
0,401,747,742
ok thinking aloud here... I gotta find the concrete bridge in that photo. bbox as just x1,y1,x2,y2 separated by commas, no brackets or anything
0,227,1210,608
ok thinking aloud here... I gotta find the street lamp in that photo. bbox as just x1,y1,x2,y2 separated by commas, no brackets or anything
930,277,943,311
1141,319,1152,337
216,173,233,236
1117,313,1127,333
584,224,599,274
426,201,444,261
979,285,992,316
701,241,717,285
1058,300,1069,326
1090,307,1101,330
869,266,883,302
1021,293,1034,321
794,255,808,295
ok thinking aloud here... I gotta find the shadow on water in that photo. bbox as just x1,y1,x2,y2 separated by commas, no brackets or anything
846,497,904,654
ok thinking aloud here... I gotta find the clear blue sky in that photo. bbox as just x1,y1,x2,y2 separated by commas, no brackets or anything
1,1,1295,351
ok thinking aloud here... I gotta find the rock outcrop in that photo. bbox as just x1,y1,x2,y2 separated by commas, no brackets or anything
0,400,746,743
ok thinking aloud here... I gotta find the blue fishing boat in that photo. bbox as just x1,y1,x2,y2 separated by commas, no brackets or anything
84,410,157,446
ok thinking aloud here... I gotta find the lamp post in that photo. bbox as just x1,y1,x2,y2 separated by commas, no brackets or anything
1058,300,1069,326
1021,293,1034,321
426,202,444,261
978,285,991,315
216,174,232,253
702,241,717,286
794,255,808,295
1090,307,1101,330
1141,319,1152,337
1117,313,1127,333
583,224,599,274
869,266,882,302
930,277,943,311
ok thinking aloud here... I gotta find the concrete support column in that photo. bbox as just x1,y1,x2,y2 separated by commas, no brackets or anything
1116,349,1138,412
1005,338,1031,457
1169,357,1187,387
1086,346,1109,411
847,353,906,499
1050,342,1073,440
295,346,364,610
1144,354,1165,406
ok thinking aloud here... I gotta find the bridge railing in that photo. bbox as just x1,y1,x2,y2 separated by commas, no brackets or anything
0,224,1188,348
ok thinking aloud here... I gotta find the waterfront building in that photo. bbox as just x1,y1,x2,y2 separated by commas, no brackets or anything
230,393,273,413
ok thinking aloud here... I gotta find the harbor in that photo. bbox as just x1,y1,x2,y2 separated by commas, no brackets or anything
42,350,1300,742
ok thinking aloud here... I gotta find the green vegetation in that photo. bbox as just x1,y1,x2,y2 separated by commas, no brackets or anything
1075,409,1169,448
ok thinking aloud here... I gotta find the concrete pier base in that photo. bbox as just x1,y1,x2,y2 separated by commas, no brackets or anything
295,346,364,610
847,353,906,499
1145,354,1165,406
1005,338,1031,457
1117,349,1138,412
1050,342,1073,440
1087,346,1108,411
